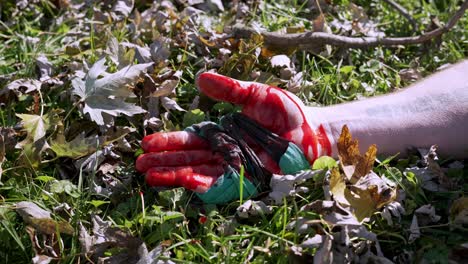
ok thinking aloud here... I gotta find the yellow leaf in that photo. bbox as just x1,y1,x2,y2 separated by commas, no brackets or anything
345,173,397,222
329,168,349,206
344,187,375,222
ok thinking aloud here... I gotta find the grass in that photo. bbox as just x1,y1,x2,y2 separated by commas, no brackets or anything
0,0,467,263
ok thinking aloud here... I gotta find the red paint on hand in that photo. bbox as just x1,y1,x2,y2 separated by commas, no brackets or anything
197,72,332,163
142,131,209,153
146,164,223,193
136,150,223,173
197,72,252,105
138,72,333,192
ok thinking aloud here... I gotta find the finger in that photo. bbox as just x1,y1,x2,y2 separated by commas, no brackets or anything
197,72,306,135
146,164,224,193
141,131,209,153
196,72,255,105
242,87,305,135
136,150,223,173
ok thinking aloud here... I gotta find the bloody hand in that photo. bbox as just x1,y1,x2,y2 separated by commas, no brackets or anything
136,73,332,193
196,73,332,162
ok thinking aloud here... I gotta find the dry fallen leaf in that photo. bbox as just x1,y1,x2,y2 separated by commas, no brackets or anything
344,172,397,222
299,200,380,262
36,54,53,81
161,96,186,112
399,68,422,83
51,133,102,159
112,0,134,20
313,14,326,32
337,125,377,182
314,234,333,264
152,79,179,97
71,58,151,126
353,144,377,183
450,197,468,225
381,201,405,226
329,125,397,222
269,170,322,204
15,201,74,235
79,215,144,263
337,125,360,179
329,168,349,206
237,200,272,218
4,79,42,97
406,145,455,192
198,35,216,47
15,110,62,166
286,71,312,94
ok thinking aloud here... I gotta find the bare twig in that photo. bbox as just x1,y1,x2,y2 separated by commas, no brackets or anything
382,0,418,32
227,0,468,51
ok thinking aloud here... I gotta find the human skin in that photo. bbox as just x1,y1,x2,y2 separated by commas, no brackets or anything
316,59,468,158
137,59,468,191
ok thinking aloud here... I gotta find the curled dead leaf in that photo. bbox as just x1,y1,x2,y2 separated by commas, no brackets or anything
198,35,216,47
328,125,397,222
337,125,360,178
406,145,455,192
269,170,322,204
15,201,74,235
79,215,147,263
353,144,377,183
337,125,377,182
237,200,272,218
4,79,42,97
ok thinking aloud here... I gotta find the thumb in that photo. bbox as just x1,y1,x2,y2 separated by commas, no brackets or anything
196,72,255,105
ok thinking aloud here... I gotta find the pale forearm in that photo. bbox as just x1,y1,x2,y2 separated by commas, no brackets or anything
312,60,468,158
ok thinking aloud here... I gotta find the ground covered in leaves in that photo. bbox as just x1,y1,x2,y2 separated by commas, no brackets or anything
0,0,467,263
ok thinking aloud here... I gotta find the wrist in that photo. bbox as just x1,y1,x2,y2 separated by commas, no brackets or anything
309,103,381,158
304,106,338,159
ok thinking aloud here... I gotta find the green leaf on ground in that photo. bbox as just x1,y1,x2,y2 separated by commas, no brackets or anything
50,180,80,198
312,156,337,170
183,109,205,127
51,133,101,159
87,200,111,208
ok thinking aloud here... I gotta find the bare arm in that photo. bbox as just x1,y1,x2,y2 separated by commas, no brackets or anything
314,60,468,158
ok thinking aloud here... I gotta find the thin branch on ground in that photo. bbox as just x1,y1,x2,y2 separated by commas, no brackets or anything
382,0,418,32
227,0,468,51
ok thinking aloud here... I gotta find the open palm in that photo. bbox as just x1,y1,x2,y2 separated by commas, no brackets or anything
136,73,331,192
